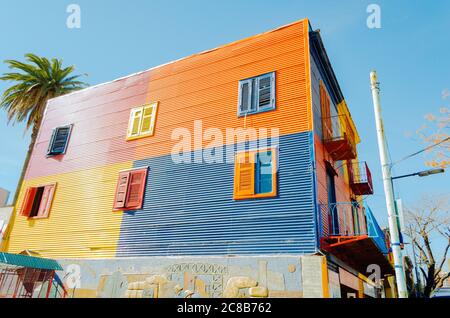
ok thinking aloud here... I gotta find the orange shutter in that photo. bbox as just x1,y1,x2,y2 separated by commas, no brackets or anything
125,168,148,209
320,82,332,140
20,187,37,217
37,184,56,218
113,171,131,209
234,152,255,198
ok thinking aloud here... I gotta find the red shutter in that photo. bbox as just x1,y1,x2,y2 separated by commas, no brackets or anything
20,187,37,217
113,171,131,210
37,184,56,218
125,168,148,209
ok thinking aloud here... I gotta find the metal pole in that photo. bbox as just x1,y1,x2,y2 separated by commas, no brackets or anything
370,71,408,298
411,242,422,297
45,270,55,299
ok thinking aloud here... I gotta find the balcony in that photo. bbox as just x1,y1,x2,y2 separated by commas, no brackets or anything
348,161,374,195
319,202,393,275
322,114,357,161
320,202,367,240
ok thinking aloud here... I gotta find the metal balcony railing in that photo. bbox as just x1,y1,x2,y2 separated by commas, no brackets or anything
320,202,368,238
319,203,394,275
348,161,374,195
322,114,357,161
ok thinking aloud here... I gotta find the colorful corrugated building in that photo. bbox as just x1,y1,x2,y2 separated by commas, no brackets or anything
1,19,394,298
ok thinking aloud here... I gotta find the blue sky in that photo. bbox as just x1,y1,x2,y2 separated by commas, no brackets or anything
0,1,448,261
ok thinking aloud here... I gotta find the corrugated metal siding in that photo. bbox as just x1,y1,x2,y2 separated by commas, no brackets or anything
25,19,311,181
6,162,132,259
136,20,312,161
6,19,316,259
116,132,317,256
25,72,150,180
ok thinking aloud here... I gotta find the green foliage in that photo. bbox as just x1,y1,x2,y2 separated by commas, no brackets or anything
0,53,87,130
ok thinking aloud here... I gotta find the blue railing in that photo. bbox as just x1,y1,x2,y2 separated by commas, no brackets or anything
320,202,389,255
364,205,389,255
320,202,367,237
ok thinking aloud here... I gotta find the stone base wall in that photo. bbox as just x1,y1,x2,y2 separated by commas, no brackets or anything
57,255,328,298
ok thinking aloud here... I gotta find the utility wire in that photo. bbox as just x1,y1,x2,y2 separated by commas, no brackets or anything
391,136,450,168
385,133,401,197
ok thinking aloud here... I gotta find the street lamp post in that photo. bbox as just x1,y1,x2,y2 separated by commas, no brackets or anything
370,70,446,298
390,167,445,298
391,168,445,181
370,71,409,298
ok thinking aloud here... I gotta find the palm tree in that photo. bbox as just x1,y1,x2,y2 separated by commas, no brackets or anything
0,53,87,204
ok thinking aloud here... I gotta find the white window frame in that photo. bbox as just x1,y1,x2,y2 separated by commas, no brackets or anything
127,102,159,140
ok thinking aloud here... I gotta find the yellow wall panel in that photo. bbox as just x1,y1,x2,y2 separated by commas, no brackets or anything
3,161,133,259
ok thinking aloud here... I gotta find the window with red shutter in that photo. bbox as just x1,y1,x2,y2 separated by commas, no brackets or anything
113,168,148,211
20,184,56,219
113,171,131,209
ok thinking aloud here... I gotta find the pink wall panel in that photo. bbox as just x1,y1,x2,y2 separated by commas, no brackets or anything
25,71,150,180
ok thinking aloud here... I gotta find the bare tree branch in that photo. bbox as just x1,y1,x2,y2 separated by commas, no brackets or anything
435,238,450,277
404,194,450,297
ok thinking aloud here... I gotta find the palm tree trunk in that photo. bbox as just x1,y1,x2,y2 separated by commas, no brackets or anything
0,117,42,251
12,118,41,204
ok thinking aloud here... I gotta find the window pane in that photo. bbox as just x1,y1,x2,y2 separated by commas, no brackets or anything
143,106,153,116
141,116,152,133
140,105,155,134
256,151,273,194
131,110,142,135
240,82,250,112
250,79,257,111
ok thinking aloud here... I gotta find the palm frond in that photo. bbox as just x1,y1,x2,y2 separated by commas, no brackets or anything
0,53,88,128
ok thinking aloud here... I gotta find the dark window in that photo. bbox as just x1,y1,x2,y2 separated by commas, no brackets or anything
20,184,56,218
29,187,44,217
47,125,72,156
326,165,338,234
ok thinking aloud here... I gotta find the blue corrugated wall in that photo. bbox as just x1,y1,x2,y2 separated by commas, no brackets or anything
116,131,317,257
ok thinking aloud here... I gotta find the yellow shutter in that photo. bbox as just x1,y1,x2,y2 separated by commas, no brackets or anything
140,102,158,136
127,107,143,138
234,151,255,198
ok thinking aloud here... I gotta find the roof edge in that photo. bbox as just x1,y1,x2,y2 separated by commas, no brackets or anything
48,18,309,104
